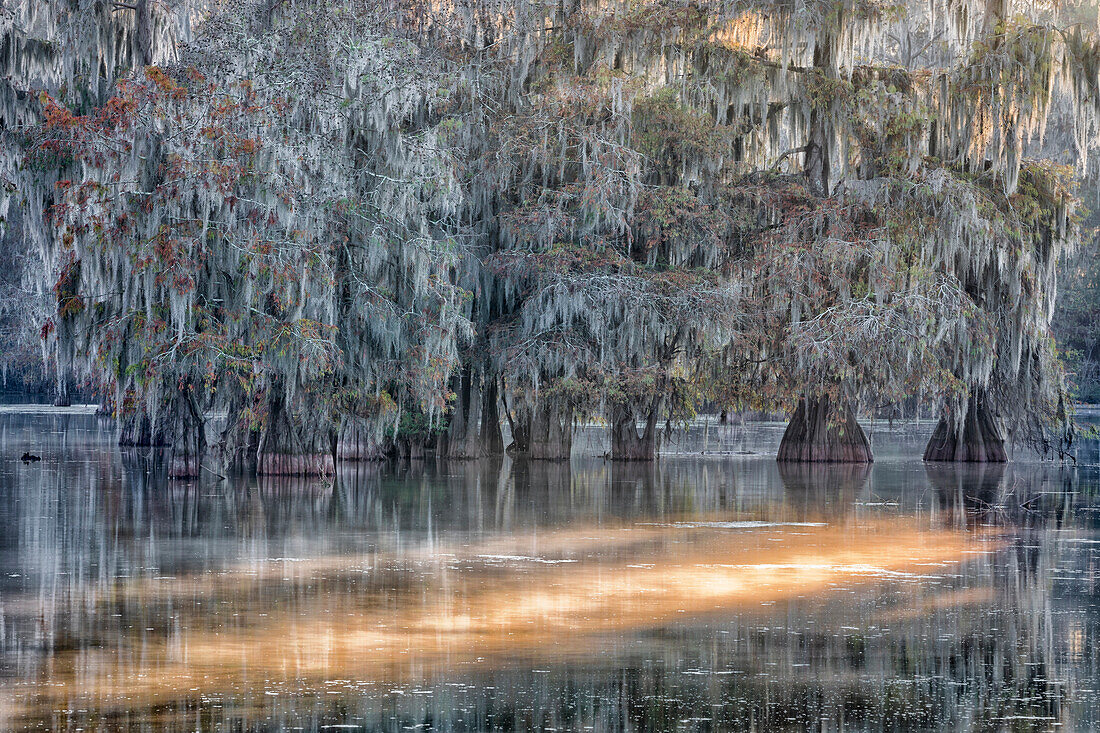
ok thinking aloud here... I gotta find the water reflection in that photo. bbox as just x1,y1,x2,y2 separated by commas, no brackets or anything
0,413,1098,730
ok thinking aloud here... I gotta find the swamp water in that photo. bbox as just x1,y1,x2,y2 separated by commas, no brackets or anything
0,408,1098,730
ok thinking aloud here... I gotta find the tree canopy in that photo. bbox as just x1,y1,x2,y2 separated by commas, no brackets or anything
2,0,1098,468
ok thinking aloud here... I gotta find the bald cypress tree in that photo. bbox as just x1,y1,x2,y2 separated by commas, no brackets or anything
4,0,1097,468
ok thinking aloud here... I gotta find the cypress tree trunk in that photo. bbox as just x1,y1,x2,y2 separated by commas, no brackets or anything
528,400,573,459
255,384,334,475
119,411,170,447
804,110,830,197
479,375,504,455
610,404,659,461
508,411,530,455
803,22,834,196
776,394,873,463
507,399,572,459
443,365,484,458
983,0,1007,35
393,435,428,460
167,390,208,479
923,390,1008,462
442,367,504,458
336,418,386,461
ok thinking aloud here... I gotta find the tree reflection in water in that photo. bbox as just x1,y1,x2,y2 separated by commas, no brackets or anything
0,413,1098,730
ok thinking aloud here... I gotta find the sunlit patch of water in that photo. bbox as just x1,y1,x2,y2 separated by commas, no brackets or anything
1,517,994,724
1,412,1098,730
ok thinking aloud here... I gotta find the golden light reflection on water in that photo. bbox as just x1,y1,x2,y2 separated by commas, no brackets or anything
3,516,996,722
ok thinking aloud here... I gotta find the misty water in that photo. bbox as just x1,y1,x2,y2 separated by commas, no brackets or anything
1,409,1099,731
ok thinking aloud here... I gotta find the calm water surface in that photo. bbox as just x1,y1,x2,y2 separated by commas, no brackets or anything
1,409,1099,731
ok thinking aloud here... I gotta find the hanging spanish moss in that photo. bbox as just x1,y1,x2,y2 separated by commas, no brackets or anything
2,0,1096,467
